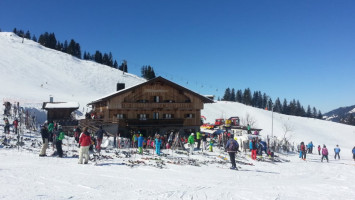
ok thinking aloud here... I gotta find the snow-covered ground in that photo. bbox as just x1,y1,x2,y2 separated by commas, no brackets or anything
1,32,355,199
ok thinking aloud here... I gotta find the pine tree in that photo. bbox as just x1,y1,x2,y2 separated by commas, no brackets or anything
306,105,312,117
119,60,128,72
262,93,268,109
274,98,282,113
32,35,37,42
94,51,103,64
113,60,118,68
252,91,258,107
236,90,243,103
282,99,288,114
243,88,252,105
267,98,273,110
230,88,236,101
222,88,231,101
312,107,317,118
25,30,31,39
63,40,68,52
141,65,155,80
348,114,355,125
257,91,263,108
317,110,323,119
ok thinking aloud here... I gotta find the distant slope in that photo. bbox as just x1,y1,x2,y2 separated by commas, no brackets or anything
323,105,355,122
202,101,355,150
0,32,146,108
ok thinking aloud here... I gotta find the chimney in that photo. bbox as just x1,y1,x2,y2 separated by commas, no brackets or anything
117,83,125,91
49,95,53,103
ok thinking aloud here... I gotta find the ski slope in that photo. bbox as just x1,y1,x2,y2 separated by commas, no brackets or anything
1,32,355,199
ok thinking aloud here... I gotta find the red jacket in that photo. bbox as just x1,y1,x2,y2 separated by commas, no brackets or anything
79,132,92,147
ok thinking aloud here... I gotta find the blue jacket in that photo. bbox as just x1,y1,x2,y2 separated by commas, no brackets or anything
155,138,161,148
307,143,313,149
225,138,239,152
138,136,144,147
249,141,253,150
334,147,341,153
260,141,267,151
352,148,355,154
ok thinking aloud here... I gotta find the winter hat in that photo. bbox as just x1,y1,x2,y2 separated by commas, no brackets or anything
191,133,194,136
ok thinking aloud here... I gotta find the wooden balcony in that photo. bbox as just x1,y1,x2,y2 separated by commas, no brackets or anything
123,118,184,127
121,102,193,109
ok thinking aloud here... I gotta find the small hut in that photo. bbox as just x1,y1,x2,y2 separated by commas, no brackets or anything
42,101,79,126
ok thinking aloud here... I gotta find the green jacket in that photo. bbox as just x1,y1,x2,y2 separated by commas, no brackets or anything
57,131,65,141
48,123,54,132
196,131,201,139
188,135,195,144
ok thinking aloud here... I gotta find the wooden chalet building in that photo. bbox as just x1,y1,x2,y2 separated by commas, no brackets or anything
86,76,214,137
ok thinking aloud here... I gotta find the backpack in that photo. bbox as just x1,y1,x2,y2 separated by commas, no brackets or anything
227,140,239,152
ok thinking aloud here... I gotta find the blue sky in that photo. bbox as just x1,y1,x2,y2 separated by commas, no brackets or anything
1,0,354,113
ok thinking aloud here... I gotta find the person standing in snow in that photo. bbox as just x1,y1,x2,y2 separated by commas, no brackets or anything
3,118,10,134
352,147,355,161
12,118,19,134
225,135,239,170
307,141,314,154
78,127,91,164
334,145,341,159
251,138,257,160
95,125,107,153
209,137,214,152
74,126,81,143
56,125,65,157
47,121,54,147
196,130,202,150
137,134,144,154
321,145,329,162
188,133,195,155
155,134,162,156
318,145,321,155
39,124,49,157
300,142,306,160
202,132,207,151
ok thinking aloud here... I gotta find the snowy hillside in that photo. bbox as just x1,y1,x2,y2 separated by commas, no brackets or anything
323,105,355,123
1,31,355,150
0,32,146,111
1,32,355,200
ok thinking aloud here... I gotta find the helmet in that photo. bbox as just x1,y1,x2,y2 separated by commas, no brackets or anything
191,133,194,136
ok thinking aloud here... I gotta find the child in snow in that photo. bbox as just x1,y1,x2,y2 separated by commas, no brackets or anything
155,135,162,156
209,138,214,152
321,145,329,162
318,145,321,155
334,145,341,160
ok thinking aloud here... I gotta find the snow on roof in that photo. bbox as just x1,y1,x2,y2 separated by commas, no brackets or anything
44,102,80,109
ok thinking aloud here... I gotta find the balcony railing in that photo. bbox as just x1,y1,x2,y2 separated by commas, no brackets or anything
121,102,192,109
123,118,184,127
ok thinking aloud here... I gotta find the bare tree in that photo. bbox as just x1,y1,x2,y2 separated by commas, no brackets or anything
241,113,257,127
281,120,294,141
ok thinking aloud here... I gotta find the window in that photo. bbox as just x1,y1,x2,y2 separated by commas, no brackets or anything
138,114,147,120
154,96,160,103
185,114,193,119
117,114,125,119
164,114,173,119
153,112,159,119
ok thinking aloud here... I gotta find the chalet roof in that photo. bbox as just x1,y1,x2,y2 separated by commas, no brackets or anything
88,76,214,105
43,102,80,110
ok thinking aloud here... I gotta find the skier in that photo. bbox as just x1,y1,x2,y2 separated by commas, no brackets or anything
300,142,306,160
95,125,107,153
318,145,321,155
78,127,91,164
3,118,10,134
321,145,329,162
209,137,214,152
73,126,81,143
56,125,65,157
137,134,144,154
155,134,162,156
202,132,207,151
334,145,341,160
47,121,54,148
39,124,49,157
188,133,195,155
251,138,257,160
196,130,201,150
352,147,355,161
12,118,18,134
247,124,251,134
307,141,314,154
225,135,239,170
